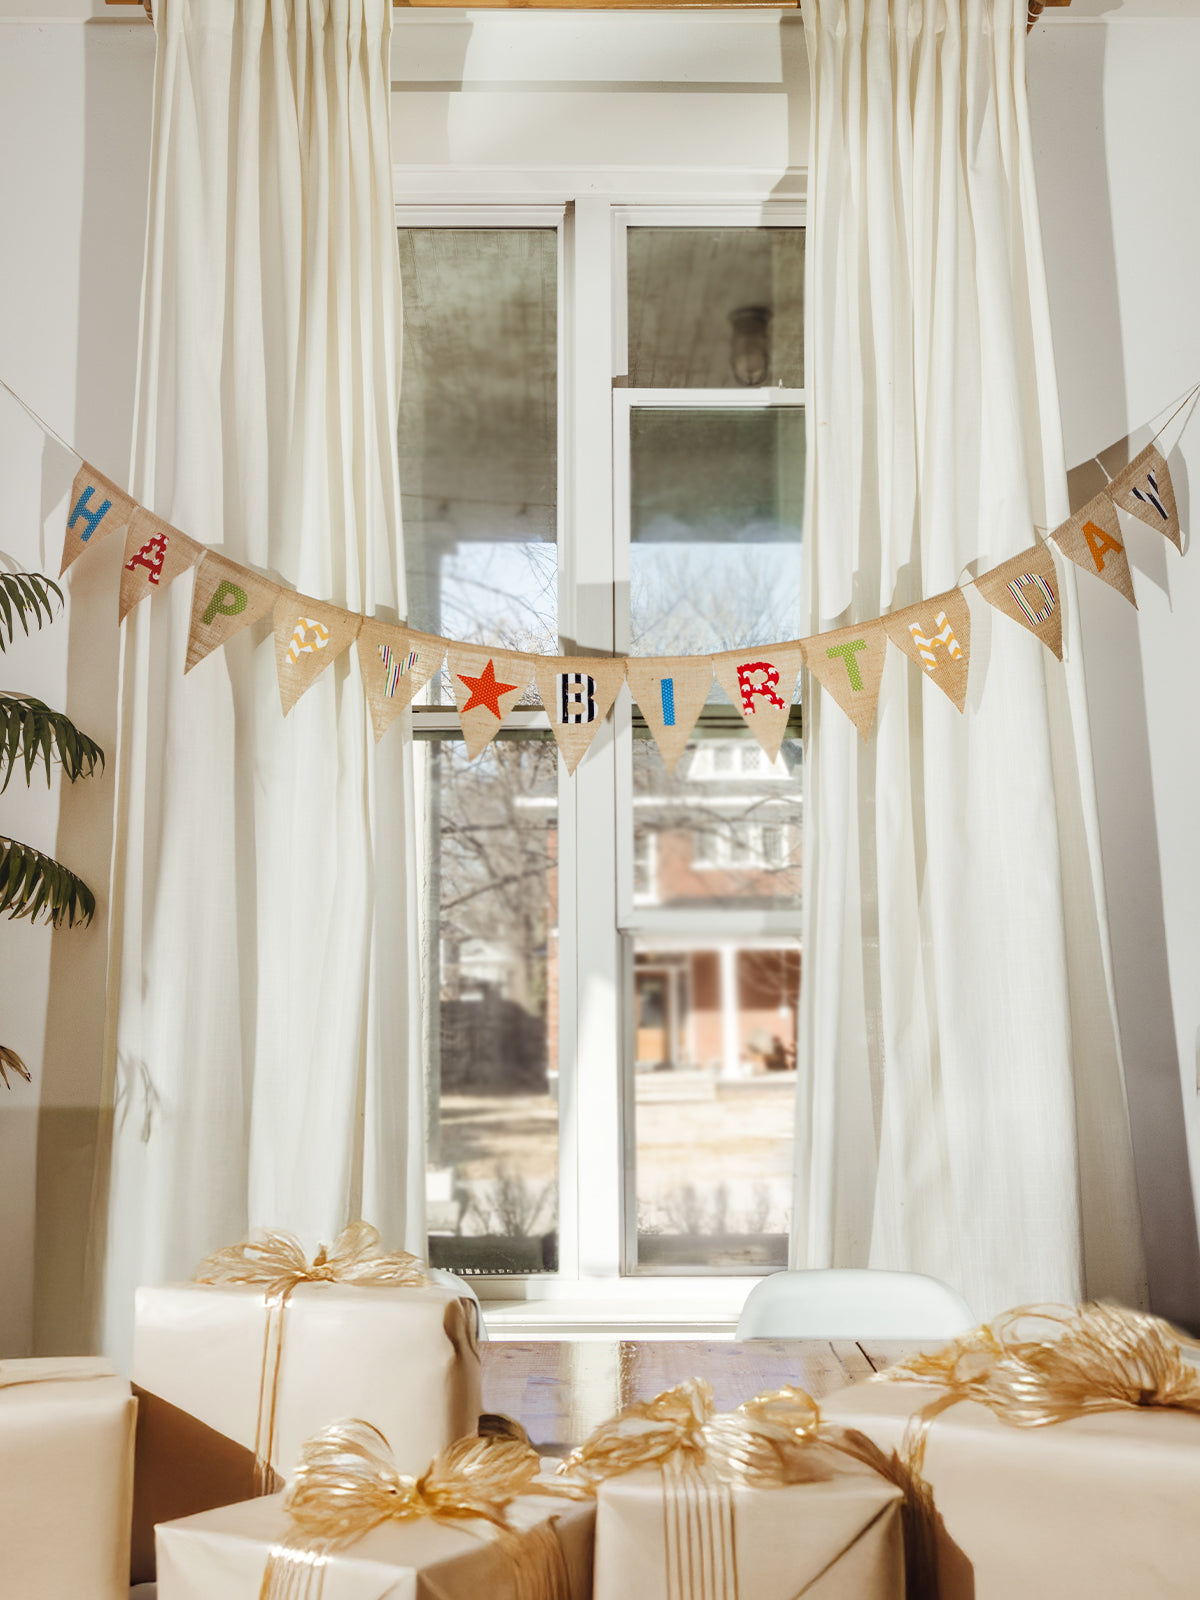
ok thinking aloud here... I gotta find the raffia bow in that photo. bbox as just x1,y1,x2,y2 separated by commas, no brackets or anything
880,1301,1200,1475
193,1222,430,1491
260,1419,570,1600
557,1379,939,1599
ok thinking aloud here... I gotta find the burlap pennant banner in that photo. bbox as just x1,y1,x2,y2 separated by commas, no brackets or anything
447,644,535,760
1052,491,1137,607
974,541,1064,661
802,619,889,741
60,463,137,576
186,553,281,673
712,644,802,762
883,588,972,712
118,509,204,622
625,655,713,774
358,620,445,743
1109,444,1181,551
533,655,626,774
273,594,363,715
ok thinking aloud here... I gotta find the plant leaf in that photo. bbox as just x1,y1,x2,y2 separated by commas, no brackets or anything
0,1045,32,1089
0,573,62,653
0,694,104,792
0,836,96,927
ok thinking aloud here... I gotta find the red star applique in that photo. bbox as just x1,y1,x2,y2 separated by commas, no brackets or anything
457,658,518,718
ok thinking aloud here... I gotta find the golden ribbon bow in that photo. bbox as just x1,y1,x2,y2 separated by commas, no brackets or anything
879,1300,1200,1473
260,1419,569,1600
193,1222,430,1491
557,1379,938,1600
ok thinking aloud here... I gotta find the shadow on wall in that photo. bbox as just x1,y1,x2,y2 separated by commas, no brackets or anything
1032,18,1200,1333
33,19,154,1355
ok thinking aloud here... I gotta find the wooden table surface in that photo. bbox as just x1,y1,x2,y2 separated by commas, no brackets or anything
480,1339,918,1455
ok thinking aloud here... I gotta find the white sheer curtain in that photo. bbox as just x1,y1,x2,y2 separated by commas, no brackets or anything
95,0,423,1363
796,0,1147,1314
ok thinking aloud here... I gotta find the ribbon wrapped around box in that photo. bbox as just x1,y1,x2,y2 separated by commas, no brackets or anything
556,1379,915,1600
131,1223,482,1580
820,1302,1200,1600
155,1417,596,1600
0,1357,137,1600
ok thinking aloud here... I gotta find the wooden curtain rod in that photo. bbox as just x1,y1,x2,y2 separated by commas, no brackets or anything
108,0,1069,20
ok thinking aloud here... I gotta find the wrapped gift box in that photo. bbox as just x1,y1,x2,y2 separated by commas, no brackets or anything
0,1357,137,1600
156,1485,596,1599
131,1278,482,1579
593,1457,904,1600
822,1378,1200,1599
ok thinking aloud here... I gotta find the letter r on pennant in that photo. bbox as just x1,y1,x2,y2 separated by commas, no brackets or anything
736,661,786,713
201,580,249,626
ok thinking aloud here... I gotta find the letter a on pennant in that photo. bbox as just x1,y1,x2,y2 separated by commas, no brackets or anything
117,507,204,622
186,552,282,672
61,463,137,576
712,644,803,762
447,644,535,760
801,619,889,740
883,588,973,712
358,619,445,743
1109,443,1181,552
624,656,713,774
273,593,362,715
1051,491,1137,607
533,656,626,774
974,541,1064,660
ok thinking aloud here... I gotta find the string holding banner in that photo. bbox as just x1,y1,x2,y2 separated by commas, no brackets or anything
1,378,1194,771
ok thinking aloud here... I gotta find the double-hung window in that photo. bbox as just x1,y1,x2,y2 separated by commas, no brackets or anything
399,201,804,1317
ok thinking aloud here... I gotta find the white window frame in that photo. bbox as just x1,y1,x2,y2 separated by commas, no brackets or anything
397,196,806,1331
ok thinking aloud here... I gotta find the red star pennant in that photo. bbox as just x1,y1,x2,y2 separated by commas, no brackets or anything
457,657,518,718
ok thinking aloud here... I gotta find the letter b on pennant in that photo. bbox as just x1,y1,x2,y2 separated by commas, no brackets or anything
557,672,597,725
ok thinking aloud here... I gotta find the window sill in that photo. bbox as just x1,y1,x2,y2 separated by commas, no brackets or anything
474,1275,761,1341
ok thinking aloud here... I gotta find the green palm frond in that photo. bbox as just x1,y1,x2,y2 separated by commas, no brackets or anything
0,693,105,793
0,1045,32,1089
0,572,62,651
0,835,96,927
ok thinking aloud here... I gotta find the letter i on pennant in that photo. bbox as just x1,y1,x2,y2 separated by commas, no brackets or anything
624,656,714,774
801,620,889,740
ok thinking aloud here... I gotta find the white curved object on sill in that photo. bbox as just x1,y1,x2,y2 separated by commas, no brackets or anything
735,1268,975,1341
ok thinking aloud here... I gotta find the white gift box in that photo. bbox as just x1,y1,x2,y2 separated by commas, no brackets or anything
0,1357,137,1600
156,1486,596,1600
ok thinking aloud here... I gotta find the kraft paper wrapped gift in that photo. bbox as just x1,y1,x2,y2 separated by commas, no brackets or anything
131,1228,482,1578
155,1482,596,1599
593,1460,904,1600
0,1357,137,1600
822,1369,1200,1599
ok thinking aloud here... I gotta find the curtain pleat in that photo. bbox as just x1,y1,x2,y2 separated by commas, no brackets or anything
90,0,422,1364
796,0,1147,1315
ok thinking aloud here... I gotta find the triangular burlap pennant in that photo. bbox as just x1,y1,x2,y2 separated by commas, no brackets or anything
883,588,972,712
1051,491,1137,607
625,656,713,774
447,644,536,760
533,656,626,774
273,594,363,715
60,462,137,576
802,619,889,741
974,542,1064,661
118,508,204,622
711,644,803,762
358,619,445,743
1108,444,1181,551
185,553,281,673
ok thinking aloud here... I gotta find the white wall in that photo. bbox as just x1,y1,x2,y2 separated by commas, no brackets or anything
1,2,1197,1351
1028,11,1200,1328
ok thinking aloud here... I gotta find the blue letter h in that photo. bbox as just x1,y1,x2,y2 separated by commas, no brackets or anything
69,485,112,543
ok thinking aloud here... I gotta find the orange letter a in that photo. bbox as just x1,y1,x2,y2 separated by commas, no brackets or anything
1082,519,1124,572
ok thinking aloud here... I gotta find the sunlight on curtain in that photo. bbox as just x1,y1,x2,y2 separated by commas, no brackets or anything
796,0,1147,1314
93,0,420,1363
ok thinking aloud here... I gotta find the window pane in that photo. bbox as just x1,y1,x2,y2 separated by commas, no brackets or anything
398,230,557,699
626,228,804,389
634,735,802,911
630,408,804,660
632,936,798,1272
424,740,559,1275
